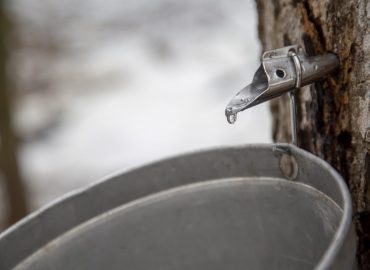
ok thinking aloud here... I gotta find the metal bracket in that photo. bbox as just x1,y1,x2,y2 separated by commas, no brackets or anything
225,45,339,145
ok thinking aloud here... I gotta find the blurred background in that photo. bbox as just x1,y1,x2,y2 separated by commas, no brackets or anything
0,0,271,231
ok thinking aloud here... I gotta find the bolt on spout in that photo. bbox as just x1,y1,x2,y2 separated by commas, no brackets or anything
225,45,339,124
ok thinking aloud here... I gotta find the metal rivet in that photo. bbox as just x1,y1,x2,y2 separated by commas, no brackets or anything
279,153,298,180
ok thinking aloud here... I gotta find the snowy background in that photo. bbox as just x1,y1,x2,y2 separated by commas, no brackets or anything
5,0,271,211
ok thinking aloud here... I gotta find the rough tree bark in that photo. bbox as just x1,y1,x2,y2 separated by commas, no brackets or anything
0,2,28,227
255,0,370,268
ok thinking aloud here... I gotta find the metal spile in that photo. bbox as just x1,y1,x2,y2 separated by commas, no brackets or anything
225,45,339,124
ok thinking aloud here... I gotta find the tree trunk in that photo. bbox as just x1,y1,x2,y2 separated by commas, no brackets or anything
0,2,28,227
255,0,370,268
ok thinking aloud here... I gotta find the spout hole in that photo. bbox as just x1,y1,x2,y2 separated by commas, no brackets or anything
276,69,286,78
279,153,298,180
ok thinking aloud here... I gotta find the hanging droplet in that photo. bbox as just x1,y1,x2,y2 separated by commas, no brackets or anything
225,108,237,124
227,113,237,124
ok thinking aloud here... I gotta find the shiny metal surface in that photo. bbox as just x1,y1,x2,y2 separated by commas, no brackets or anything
225,45,339,124
0,144,355,270
289,91,298,145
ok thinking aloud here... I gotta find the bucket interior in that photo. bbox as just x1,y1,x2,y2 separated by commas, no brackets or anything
14,178,342,270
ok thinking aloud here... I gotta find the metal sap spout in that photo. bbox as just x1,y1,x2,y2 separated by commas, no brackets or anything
225,65,269,123
225,45,339,124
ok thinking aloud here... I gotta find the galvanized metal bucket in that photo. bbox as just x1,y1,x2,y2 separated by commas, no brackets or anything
0,144,356,270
